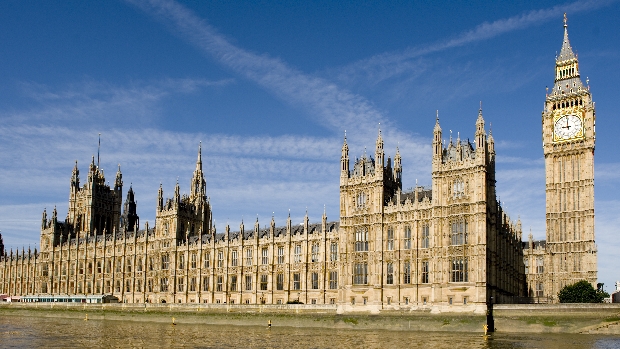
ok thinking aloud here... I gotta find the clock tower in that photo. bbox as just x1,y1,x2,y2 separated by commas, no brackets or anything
542,14,597,297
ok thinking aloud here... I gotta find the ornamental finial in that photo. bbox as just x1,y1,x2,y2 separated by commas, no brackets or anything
563,13,567,28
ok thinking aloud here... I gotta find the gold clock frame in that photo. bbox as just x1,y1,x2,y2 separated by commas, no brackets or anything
552,111,584,143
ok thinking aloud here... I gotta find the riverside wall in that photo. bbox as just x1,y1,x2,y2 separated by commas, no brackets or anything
1,302,620,334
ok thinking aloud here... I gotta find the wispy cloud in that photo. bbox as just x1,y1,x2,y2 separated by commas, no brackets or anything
124,0,435,196
0,76,345,248
339,0,617,85
5,78,234,127
125,0,400,141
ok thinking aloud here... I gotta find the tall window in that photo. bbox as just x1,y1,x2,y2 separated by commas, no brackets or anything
294,245,302,263
276,273,284,290
217,251,224,268
230,275,237,292
245,275,252,291
202,277,209,291
293,273,300,290
177,277,184,292
453,178,464,199
277,246,284,264
148,279,153,292
330,242,338,261
189,277,196,292
260,274,268,290
524,258,529,274
204,252,210,268
329,271,338,289
311,272,319,289
245,249,252,265
387,228,394,250
451,258,468,282
355,229,369,252
451,220,468,245
421,224,430,248
231,250,238,267
356,192,367,208
216,276,223,292
191,253,197,269
403,261,411,284
161,254,169,270
421,261,429,283
261,248,269,265
353,263,368,285
404,226,411,249
311,243,320,262
536,282,544,297
160,277,168,292
386,262,394,284
536,257,544,274
178,255,184,270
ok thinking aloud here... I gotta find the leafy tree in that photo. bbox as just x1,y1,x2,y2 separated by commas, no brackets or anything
558,280,608,303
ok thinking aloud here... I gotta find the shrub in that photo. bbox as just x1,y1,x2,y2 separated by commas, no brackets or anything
557,280,608,303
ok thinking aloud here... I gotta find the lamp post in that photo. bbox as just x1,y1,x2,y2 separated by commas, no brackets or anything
487,296,495,333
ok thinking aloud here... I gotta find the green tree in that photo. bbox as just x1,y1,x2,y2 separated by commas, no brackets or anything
558,280,608,303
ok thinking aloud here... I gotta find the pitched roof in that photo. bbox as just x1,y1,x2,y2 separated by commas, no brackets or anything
557,19,576,63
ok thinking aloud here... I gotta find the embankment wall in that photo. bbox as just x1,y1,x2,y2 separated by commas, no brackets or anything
2,303,619,334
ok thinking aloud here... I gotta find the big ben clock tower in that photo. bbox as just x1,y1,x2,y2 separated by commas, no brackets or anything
543,14,597,298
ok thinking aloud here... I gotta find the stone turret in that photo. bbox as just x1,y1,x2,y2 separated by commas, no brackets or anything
121,186,139,232
433,111,442,162
190,142,206,204
157,183,163,211
115,164,123,192
394,146,402,185
374,128,384,177
340,132,349,183
475,105,487,153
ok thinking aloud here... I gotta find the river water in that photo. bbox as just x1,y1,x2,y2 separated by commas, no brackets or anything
1,315,619,348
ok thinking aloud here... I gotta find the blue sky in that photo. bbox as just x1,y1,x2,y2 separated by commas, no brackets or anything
0,0,619,290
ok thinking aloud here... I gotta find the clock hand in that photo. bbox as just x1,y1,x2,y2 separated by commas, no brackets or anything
562,117,571,130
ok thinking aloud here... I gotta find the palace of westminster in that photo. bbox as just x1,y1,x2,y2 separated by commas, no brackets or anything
0,18,597,309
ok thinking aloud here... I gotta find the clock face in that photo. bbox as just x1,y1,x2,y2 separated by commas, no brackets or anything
554,114,583,141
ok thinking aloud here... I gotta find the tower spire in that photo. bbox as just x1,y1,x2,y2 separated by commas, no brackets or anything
433,110,442,160
97,133,101,169
557,13,576,64
552,13,584,96
475,102,486,151
375,124,384,171
191,142,206,200
197,141,202,170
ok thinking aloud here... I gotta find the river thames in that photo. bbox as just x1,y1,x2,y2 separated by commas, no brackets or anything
1,315,620,348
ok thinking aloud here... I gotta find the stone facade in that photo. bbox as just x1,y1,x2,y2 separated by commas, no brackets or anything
523,15,597,301
0,112,526,308
338,112,525,309
0,16,596,306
